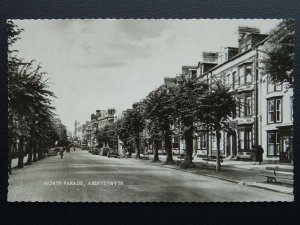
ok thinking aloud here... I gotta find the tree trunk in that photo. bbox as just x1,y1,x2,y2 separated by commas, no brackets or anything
26,141,33,165
151,140,160,162
216,130,221,172
135,137,141,159
17,138,24,168
163,134,175,165
33,143,37,162
37,144,42,160
8,137,13,174
182,127,194,168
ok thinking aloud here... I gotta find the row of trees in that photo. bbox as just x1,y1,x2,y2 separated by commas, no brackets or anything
8,21,67,173
96,19,294,172
97,75,236,172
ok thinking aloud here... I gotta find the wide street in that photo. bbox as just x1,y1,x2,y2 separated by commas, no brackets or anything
8,149,293,202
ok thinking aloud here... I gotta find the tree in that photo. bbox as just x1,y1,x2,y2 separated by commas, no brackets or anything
145,119,161,162
97,123,116,148
116,119,132,156
201,81,237,172
261,19,295,85
144,87,176,164
121,103,145,159
8,20,60,169
173,74,209,168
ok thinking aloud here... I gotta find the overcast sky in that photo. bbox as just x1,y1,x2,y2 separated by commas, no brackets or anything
12,19,280,131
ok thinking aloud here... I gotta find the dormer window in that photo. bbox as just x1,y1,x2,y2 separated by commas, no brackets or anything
246,39,252,50
240,42,246,53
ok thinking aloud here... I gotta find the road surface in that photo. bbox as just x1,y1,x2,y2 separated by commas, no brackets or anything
8,149,293,202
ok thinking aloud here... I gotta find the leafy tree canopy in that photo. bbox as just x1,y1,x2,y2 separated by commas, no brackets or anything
261,19,295,85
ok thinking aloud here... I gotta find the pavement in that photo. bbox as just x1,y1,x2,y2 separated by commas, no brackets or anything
8,149,293,202
140,154,294,195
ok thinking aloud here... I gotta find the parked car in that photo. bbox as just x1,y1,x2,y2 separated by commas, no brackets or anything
47,147,58,156
100,147,110,156
107,149,119,158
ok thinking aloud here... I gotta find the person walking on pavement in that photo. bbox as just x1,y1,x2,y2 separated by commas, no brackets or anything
256,145,264,165
74,146,75,151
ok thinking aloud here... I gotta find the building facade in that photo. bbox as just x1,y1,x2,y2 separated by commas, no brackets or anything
192,26,293,164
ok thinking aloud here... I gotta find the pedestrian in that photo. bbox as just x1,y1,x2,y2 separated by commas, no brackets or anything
60,147,64,159
256,145,264,165
74,146,75,151
252,145,256,164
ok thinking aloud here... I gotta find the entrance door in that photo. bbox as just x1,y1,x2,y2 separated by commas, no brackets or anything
280,136,293,163
226,131,237,157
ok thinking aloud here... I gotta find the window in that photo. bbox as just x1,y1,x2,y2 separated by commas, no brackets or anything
237,97,244,117
268,100,275,123
245,96,252,116
232,72,236,89
239,130,244,150
267,132,280,156
197,133,208,150
245,130,252,150
211,133,216,150
267,98,282,123
239,130,252,151
238,64,252,86
239,67,244,86
267,75,282,93
275,83,282,92
245,65,252,83
246,39,251,50
276,99,282,123
240,43,246,53
181,139,186,150
226,74,231,86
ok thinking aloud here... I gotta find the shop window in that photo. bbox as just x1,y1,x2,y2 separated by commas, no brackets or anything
267,132,280,156
268,98,282,124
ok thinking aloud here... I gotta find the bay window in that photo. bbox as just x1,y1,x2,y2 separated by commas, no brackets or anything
238,63,253,86
267,97,282,123
245,96,252,117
